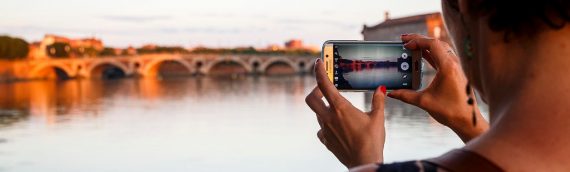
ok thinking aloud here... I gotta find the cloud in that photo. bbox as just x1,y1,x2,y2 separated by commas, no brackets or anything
275,18,358,30
101,15,172,23
157,27,267,34
187,12,234,18
0,25,145,35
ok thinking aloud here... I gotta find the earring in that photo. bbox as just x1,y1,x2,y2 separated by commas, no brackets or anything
461,15,475,60
461,14,477,126
465,36,477,126
464,36,474,60
466,83,476,126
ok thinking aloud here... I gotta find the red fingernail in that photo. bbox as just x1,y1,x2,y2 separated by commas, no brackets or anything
315,58,320,64
401,34,409,37
380,85,386,94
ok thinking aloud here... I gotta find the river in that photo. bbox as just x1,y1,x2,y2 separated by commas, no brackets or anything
0,75,468,172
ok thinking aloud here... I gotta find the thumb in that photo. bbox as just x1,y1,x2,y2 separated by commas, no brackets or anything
387,89,424,108
370,86,386,123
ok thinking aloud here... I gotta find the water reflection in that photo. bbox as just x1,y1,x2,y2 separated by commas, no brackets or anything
0,77,311,125
0,76,465,172
344,67,406,88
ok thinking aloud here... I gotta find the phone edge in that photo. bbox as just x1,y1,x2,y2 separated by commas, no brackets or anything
321,40,422,92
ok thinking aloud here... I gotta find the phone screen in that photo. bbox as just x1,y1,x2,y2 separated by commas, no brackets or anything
331,42,415,90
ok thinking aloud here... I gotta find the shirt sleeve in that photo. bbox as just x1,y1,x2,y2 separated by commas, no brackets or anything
376,160,441,172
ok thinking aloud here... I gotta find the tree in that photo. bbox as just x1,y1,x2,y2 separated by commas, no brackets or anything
99,47,118,57
46,42,71,58
191,46,319,56
137,46,189,54
72,46,99,58
0,35,29,60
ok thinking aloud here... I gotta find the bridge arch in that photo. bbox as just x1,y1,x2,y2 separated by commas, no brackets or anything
203,58,252,76
142,58,193,77
260,58,298,75
87,60,130,79
29,63,74,80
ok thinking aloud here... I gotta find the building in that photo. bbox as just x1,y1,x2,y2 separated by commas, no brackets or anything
28,42,44,59
285,39,304,49
29,34,104,59
361,12,449,42
265,44,282,51
125,46,137,56
141,44,158,51
283,39,319,53
73,37,104,51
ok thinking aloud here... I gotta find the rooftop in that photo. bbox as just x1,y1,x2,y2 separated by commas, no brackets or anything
363,12,441,31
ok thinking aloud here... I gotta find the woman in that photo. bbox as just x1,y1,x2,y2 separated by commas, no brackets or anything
305,0,570,171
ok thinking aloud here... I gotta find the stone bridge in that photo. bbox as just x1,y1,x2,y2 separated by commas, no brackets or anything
10,54,317,80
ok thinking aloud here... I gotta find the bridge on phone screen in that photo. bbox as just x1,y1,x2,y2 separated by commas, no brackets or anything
7,54,317,80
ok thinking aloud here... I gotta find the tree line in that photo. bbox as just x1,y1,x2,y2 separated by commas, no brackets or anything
192,47,319,56
0,35,319,60
0,35,29,60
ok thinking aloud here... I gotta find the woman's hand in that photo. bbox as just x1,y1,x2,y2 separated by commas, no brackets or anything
388,34,489,143
305,59,387,168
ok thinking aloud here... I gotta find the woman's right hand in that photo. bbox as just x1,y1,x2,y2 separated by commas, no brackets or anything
387,34,489,143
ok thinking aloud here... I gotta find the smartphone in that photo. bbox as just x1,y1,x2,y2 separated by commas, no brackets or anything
322,40,422,91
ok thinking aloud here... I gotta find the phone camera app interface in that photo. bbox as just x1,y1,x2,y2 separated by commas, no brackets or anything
333,43,413,90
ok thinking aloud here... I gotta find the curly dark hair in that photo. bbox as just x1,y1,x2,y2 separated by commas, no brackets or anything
449,0,570,40
481,1,570,37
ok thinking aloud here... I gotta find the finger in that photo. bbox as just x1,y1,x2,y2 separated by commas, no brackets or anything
370,85,386,123
401,33,430,43
422,49,437,70
317,129,326,145
402,34,438,70
387,89,426,108
314,59,348,108
305,86,329,115
370,85,386,117
402,34,452,69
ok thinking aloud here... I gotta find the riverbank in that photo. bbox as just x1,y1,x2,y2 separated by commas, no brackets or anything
0,61,18,82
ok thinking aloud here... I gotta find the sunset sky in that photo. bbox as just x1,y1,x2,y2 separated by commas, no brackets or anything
0,0,440,48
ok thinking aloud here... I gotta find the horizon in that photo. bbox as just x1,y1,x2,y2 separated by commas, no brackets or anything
0,0,440,48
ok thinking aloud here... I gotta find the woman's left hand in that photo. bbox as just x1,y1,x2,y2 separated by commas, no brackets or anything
305,59,387,168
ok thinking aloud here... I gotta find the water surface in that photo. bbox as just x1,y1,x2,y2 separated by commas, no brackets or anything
0,76,465,172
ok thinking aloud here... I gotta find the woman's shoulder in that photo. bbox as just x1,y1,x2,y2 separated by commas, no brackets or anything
349,160,443,172
350,149,502,172
376,160,442,172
